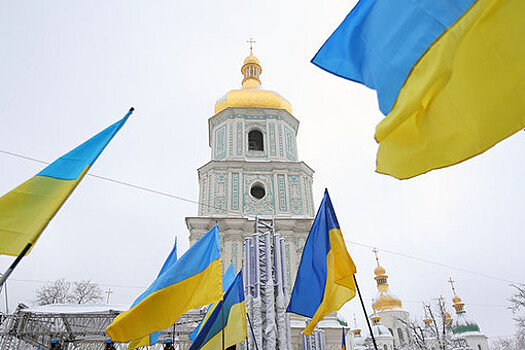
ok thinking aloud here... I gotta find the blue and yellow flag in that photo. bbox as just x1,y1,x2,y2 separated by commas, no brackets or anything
287,189,356,335
189,262,236,342
313,0,525,179
127,238,178,350
106,226,222,343
341,328,346,350
0,109,133,256
189,270,247,350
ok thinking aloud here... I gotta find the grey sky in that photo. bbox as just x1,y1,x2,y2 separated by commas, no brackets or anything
0,0,523,341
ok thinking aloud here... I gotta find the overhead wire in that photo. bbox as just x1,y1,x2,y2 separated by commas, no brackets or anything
0,148,521,286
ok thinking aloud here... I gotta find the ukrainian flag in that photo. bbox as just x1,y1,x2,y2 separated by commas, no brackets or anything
287,189,356,336
189,262,236,342
127,238,178,350
106,225,222,343
189,271,247,350
0,108,133,256
313,0,525,179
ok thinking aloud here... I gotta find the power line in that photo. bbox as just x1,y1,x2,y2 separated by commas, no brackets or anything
346,240,518,285
0,148,521,286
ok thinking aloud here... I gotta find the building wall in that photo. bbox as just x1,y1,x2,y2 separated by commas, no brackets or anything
376,309,410,349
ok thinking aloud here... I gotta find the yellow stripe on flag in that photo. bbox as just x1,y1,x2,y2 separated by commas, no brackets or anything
106,259,222,342
0,168,88,256
200,301,247,350
304,228,356,336
375,0,525,179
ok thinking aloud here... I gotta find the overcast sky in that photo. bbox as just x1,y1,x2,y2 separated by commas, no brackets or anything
0,0,523,341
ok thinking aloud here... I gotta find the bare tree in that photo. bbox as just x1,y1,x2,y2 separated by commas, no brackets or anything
35,279,72,305
400,299,457,350
69,280,103,304
35,279,103,306
509,284,525,349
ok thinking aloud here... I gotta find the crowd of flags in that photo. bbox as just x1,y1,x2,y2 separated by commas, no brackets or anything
0,0,523,347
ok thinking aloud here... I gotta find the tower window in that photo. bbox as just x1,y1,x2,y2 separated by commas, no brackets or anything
250,183,266,199
248,130,264,151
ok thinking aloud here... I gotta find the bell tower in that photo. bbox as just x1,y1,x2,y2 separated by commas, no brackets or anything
186,47,315,291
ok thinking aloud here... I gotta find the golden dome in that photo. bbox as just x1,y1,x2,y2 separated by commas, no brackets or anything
372,249,403,311
374,265,386,276
453,295,462,304
373,293,403,311
243,53,260,65
214,48,292,115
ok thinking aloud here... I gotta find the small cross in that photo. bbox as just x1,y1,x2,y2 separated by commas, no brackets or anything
247,38,256,54
448,278,457,295
105,288,114,304
372,247,380,266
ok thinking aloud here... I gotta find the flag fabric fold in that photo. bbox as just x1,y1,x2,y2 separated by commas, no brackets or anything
0,109,133,256
189,271,247,350
312,0,525,179
189,262,236,342
128,238,178,350
106,225,222,343
286,189,356,335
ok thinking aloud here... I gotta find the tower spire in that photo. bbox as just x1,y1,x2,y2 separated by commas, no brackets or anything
448,278,465,314
247,37,256,55
241,38,262,89
372,249,402,311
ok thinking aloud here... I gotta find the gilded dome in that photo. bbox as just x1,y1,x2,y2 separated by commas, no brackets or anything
214,49,292,115
372,249,403,311
243,53,260,65
374,265,386,276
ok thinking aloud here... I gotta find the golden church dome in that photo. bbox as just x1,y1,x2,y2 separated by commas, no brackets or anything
374,265,386,276
214,48,292,115
372,249,403,311
243,53,260,65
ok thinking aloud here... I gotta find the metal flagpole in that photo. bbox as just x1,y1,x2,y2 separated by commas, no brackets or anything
246,313,259,350
0,243,32,290
172,322,176,347
222,301,225,350
353,275,378,350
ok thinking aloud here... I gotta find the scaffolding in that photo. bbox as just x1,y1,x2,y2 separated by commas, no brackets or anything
0,304,205,350
244,216,292,350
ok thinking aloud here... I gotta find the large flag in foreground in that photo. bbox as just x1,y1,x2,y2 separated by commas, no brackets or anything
312,0,525,179
189,263,236,342
106,226,222,342
128,239,178,350
287,190,356,335
189,271,247,350
0,109,133,256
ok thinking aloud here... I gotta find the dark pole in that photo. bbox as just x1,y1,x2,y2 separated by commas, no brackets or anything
172,322,176,346
246,313,259,350
353,275,378,350
0,243,32,291
221,302,225,350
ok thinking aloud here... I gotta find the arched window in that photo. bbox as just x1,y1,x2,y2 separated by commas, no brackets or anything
383,345,387,350
397,328,405,343
477,346,482,350
248,130,264,151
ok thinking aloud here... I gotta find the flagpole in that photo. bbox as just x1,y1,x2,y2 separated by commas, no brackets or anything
353,275,378,350
221,301,225,350
246,313,259,350
0,243,32,291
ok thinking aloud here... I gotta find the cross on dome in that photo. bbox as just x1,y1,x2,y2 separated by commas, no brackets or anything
247,37,256,54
